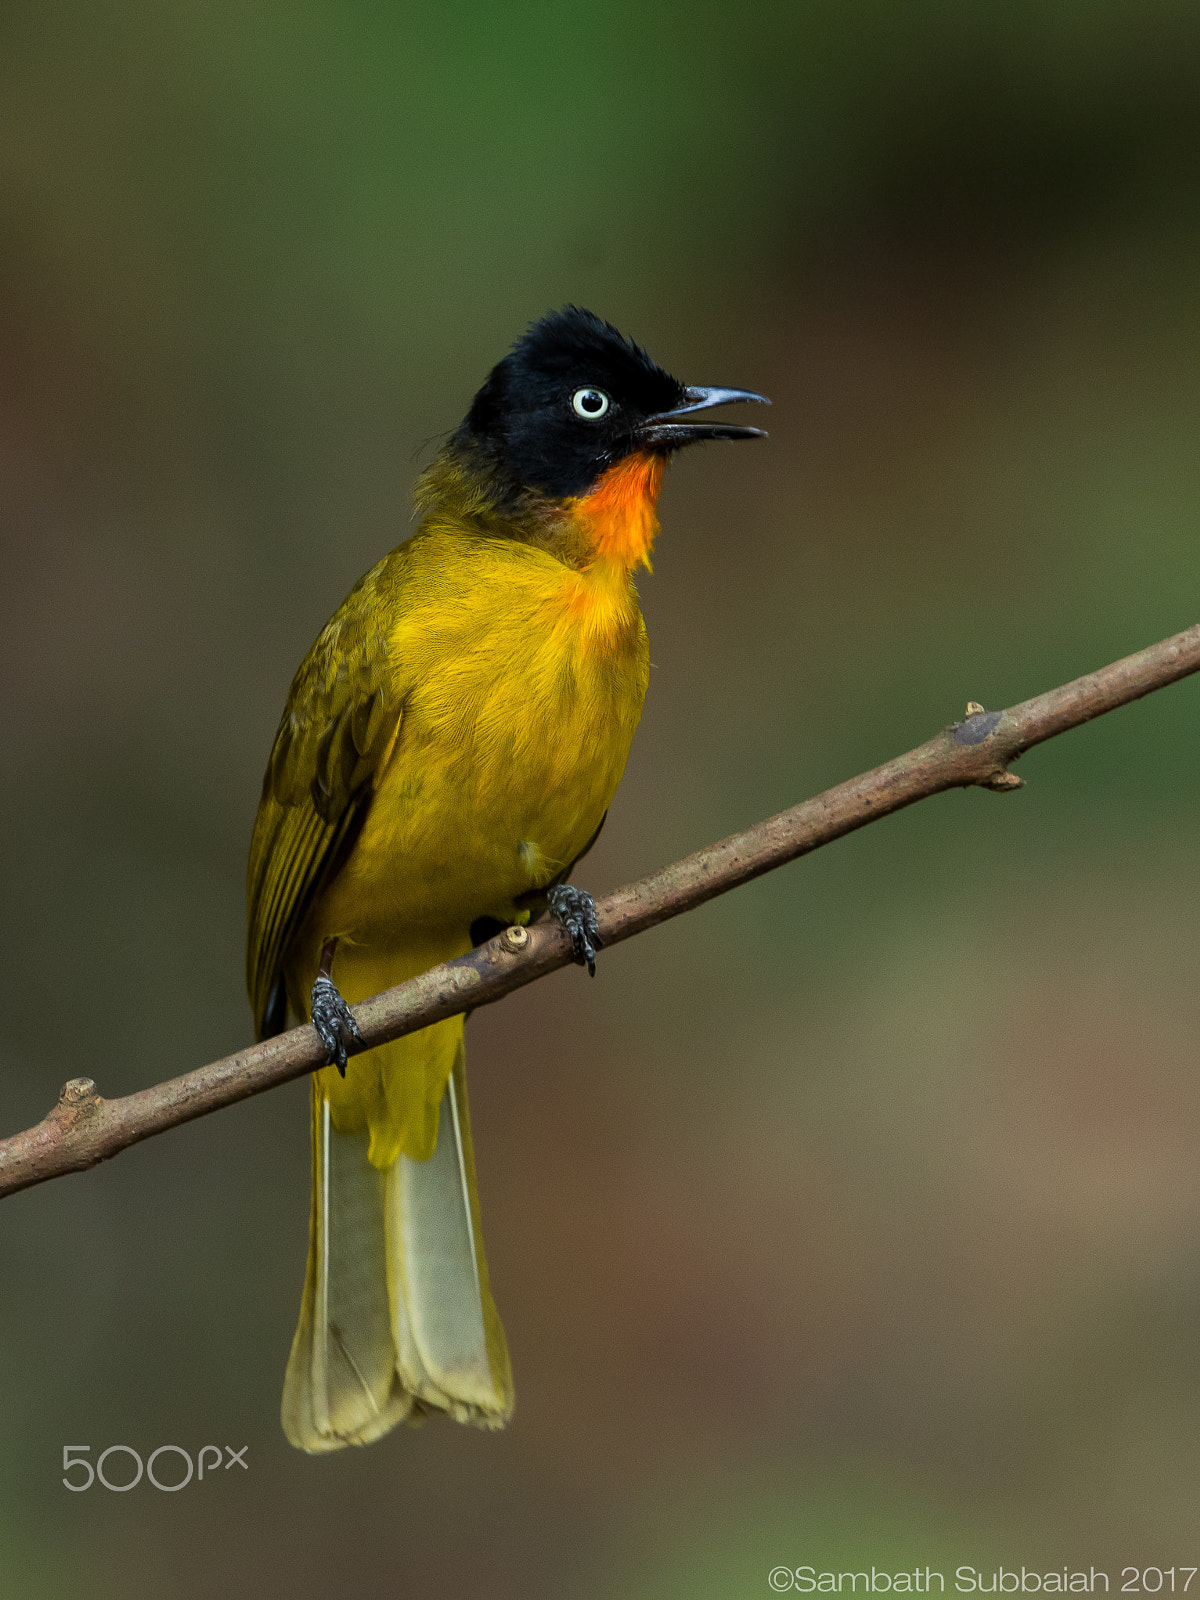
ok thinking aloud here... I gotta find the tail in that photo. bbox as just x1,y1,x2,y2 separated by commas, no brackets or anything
281,1037,514,1451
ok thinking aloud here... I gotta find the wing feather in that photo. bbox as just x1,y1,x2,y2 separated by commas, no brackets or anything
246,556,408,1038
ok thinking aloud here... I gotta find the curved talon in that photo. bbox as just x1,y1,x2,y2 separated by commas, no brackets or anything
547,884,604,976
310,972,364,1076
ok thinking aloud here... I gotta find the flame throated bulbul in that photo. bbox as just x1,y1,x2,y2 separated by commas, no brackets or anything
246,307,768,1451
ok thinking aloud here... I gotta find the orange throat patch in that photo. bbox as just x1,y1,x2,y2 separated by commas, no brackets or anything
570,451,664,574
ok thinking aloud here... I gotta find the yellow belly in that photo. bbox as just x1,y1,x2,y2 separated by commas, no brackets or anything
316,537,649,944
290,534,650,1166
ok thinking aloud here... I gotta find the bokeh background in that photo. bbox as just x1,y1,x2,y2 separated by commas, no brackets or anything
3,2,1200,1594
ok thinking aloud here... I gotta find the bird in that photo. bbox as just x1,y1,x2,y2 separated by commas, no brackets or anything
245,306,768,1451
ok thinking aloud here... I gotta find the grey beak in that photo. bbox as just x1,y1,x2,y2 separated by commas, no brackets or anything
637,386,770,448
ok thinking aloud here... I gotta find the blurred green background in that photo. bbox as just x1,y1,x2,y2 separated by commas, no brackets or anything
3,1,1200,1594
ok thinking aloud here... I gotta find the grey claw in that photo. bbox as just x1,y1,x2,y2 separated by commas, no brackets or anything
310,972,364,1076
547,884,604,976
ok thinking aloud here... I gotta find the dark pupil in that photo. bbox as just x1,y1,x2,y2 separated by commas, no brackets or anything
580,391,603,413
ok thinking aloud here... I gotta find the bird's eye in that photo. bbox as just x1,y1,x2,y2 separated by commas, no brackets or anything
571,387,611,419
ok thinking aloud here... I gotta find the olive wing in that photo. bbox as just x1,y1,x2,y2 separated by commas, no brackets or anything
246,565,405,1039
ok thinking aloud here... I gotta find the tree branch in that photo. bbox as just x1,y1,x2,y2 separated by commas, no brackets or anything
4,622,1199,1201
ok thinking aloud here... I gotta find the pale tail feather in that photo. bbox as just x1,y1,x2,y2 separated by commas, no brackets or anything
282,1042,512,1451
388,1045,513,1423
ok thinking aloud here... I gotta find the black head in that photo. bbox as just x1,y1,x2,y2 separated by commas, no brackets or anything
457,306,768,499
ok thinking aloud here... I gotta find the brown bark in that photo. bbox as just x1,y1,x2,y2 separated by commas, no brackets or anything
3,622,1198,1200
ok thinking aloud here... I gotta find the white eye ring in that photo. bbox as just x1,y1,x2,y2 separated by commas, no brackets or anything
572,387,611,419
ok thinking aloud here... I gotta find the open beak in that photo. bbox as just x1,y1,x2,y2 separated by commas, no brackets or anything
637,386,770,449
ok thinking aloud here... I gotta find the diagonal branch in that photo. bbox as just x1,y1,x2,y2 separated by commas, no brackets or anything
4,622,1200,1201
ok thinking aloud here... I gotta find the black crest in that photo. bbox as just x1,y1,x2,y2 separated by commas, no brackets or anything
458,307,686,498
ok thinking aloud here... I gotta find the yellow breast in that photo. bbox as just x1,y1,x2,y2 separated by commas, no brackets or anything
318,528,651,942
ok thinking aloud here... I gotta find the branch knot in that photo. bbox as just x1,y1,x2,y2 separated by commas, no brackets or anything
59,1078,99,1109
978,770,1025,792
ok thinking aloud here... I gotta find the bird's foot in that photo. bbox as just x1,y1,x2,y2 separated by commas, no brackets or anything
310,973,364,1076
547,884,604,977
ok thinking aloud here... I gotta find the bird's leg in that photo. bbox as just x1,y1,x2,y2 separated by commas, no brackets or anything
310,938,364,1077
547,885,604,977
